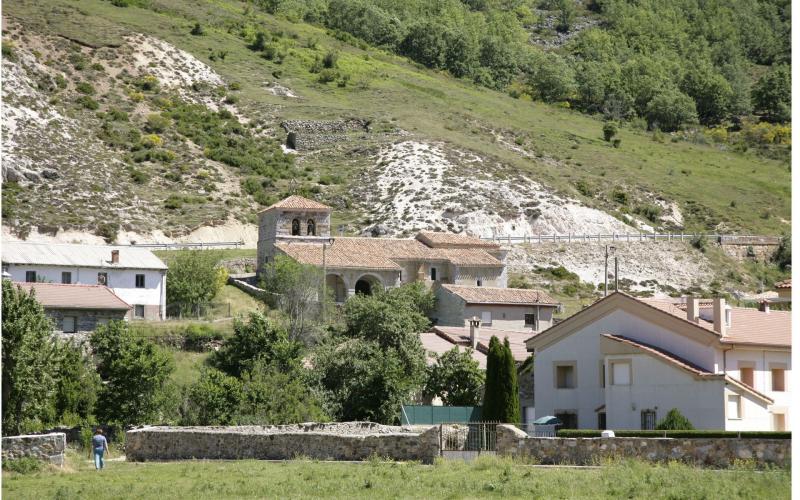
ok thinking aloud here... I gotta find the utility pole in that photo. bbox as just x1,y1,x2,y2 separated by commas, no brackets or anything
614,256,619,292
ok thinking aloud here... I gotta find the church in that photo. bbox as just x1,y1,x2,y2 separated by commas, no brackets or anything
256,195,559,333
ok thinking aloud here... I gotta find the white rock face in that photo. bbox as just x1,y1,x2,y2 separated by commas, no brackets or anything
361,141,635,238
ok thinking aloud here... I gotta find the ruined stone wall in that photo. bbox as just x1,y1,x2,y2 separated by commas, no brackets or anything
126,422,440,463
495,425,790,468
2,433,66,465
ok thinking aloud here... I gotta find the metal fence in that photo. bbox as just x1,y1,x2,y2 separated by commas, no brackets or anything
480,233,782,245
440,423,497,459
165,301,233,319
401,405,482,425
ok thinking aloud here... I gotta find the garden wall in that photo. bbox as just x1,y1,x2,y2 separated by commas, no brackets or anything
2,432,66,466
126,422,440,463
496,425,790,468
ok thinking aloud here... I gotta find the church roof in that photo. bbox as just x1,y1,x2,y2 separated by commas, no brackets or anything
259,195,331,213
415,231,500,250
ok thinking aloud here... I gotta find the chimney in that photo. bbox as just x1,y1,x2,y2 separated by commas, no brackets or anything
686,297,700,323
111,250,120,264
712,297,727,336
468,316,481,350
759,300,770,314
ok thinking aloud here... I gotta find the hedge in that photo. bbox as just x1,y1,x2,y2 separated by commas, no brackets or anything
556,430,792,439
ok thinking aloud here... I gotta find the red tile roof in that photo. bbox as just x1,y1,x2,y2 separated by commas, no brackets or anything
419,332,487,369
432,326,532,363
415,231,501,250
774,279,791,289
441,284,559,305
260,195,331,213
13,282,131,310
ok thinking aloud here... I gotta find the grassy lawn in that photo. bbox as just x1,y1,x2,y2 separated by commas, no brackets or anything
3,452,789,499
215,284,265,317
170,350,212,388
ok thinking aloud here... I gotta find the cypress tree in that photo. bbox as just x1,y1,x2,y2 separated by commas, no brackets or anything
501,338,521,423
481,336,503,421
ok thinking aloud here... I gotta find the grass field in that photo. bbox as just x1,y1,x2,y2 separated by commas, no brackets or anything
2,452,790,499
4,0,791,235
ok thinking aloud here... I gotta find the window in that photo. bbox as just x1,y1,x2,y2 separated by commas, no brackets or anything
727,394,742,419
62,316,77,333
774,413,786,431
611,361,631,386
25,271,36,283
307,219,316,236
291,219,300,236
600,361,606,388
97,272,108,285
771,367,786,392
135,274,146,288
524,313,537,329
598,412,607,430
554,411,578,429
430,267,437,281
739,365,754,387
641,410,657,430
555,363,576,389
134,305,145,319
476,279,483,286
61,272,72,284
481,311,492,326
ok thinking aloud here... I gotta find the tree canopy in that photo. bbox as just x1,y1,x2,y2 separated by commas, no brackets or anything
424,347,485,406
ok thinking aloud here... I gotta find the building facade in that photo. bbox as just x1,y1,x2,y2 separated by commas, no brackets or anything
2,242,167,320
525,293,790,431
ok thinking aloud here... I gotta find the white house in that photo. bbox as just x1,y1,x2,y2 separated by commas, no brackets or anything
525,292,791,431
2,241,167,320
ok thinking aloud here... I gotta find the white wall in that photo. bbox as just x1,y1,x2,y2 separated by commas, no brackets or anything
725,347,791,430
604,353,725,430
724,388,773,431
533,309,720,429
7,264,165,311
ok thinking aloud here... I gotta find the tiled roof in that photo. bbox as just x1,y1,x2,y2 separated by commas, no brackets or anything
276,237,502,271
419,332,487,369
601,333,773,404
415,231,501,250
13,282,132,310
641,298,791,348
432,326,532,363
775,279,791,289
260,195,331,213
441,284,559,305
2,241,167,270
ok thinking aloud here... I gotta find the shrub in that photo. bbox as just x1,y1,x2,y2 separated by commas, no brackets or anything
95,222,119,243
611,190,629,205
318,69,338,83
612,138,621,148
690,234,708,252
634,204,662,223
644,88,698,132
602,122,618,142
190,22,205,36
2,457,43,474
322,50,338,69
656,408,694,430
145,113,170,133
76,96,99,110
129,168,149,184
75,82,95,95
107,107,128,121
2,40,17,62
136,75,160,92
128,91,144,102
139,134,163,148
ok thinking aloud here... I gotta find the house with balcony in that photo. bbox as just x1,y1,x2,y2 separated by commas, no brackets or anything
2,241,167,320
525,292,790,431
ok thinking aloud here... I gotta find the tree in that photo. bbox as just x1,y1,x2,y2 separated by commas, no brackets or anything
183,368,243,425
772,234,791,270
260,254,325,342
237,360,328,424
424,347,485,406
212,311,302,377
2,281,61,435
190,22,205,36
482,336,520,423
166,250,225,315
527,53,576,103
400,20,448,69
681,66,733,126
90,321,174,426
655,408,694,430
752,65,791,123
54,343,101,426
602,122,618,142
644,88,698,132
555,0,576,33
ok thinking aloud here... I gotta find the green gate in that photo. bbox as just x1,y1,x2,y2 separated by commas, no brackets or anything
400,405,482,425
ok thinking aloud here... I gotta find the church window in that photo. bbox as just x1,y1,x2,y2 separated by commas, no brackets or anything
307,219,316,236
291,219,300,236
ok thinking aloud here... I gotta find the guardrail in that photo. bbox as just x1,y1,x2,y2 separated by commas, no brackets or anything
123,241,246,250
479,233,782,245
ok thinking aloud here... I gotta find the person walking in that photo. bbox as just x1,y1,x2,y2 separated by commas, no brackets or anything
91,428,110,470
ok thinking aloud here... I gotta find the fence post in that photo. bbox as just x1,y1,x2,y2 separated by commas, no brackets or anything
568,233,571,243
538,234,541,243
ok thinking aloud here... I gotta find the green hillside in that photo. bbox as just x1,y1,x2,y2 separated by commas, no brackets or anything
2,0,791,236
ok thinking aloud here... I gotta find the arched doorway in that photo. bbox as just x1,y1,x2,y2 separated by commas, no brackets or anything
354,275,383,296
326,274,347,303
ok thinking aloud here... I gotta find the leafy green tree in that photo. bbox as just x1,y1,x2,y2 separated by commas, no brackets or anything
401,20,448,69
772,234,791,270
2,281,60,435
54,343,101,426
212,311,302,377
237,360,328,424
555,0,576,33
166,250,225,315
424,347,485,406
527,52,576,103
90,321,174,426
260,254,325,342
183,368,243,425
644,88,698,132
602,122,618,142
681,66,733,125
752,64,791,123
655,408,694,430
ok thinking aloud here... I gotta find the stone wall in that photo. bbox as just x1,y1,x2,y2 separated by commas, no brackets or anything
2,433,66,466
126,422,440,463
495,425,790,468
